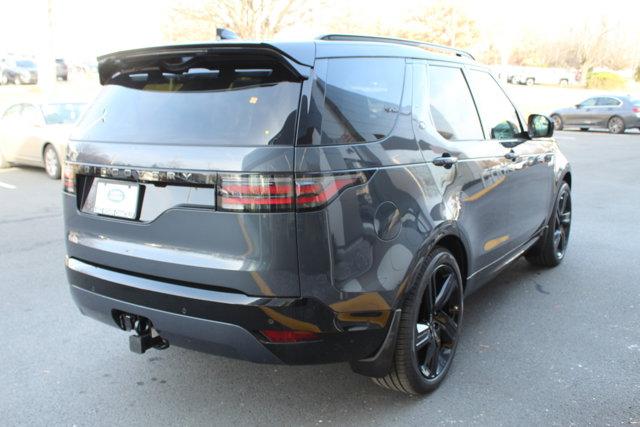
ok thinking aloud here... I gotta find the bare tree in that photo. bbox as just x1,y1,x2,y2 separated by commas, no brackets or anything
164,0,315,41
394,1,480,50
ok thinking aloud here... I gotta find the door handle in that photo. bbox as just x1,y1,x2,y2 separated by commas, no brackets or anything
505,151,518,161
432,155,458,168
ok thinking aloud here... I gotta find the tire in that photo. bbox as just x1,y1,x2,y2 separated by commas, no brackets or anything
372,247,464,395
551,114,563,131
13,74,22,85
525,78,535,86
0,73,8,85
579,127,589,132
43,144,61,179
608,116,625,134
559,79,569,87
526,182,571,267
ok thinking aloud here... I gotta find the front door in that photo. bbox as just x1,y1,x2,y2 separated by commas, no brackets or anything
415,62,514,275
465,68,554,250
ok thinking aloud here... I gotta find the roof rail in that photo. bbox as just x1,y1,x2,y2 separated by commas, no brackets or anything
317,34,475,60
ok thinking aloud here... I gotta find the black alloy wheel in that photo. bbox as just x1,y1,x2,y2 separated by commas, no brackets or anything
372,247,463,395
553,185,572,260
526,182,572,267
414,263,462,380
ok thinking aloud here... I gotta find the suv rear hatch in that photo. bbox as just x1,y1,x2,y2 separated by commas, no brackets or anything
64,43,310,297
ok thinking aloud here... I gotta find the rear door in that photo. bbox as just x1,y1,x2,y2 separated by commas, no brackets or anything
595,96,622,127
65,48,307,297
16,103,46,163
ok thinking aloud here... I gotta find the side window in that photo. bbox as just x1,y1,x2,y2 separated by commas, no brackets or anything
596,97,620,106
579,98,597,107
320,58,405,145
427,65,483,141
466,70,521,140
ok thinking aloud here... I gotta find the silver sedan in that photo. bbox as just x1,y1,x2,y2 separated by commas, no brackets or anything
0,102,86,178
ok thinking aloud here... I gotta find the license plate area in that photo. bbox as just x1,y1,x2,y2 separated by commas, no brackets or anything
82,178,142,220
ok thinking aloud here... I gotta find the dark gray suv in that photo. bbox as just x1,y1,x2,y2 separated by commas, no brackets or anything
63,35,572,395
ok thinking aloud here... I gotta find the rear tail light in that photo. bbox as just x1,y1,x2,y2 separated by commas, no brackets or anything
295,171,369,211
259,330,319,343
632,106,640,113
217,173,294,212
63,164,75,194
217,171,370,212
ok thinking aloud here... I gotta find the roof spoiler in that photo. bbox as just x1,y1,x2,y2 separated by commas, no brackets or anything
97,42,311,85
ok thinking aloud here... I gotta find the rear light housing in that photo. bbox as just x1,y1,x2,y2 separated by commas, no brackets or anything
217,171,371,212
63,163,75,194
295,171,370,211
217,173,294,212
632,106,640,113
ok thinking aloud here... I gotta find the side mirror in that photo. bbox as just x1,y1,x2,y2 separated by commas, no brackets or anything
575,104,582,109
528,114,554,139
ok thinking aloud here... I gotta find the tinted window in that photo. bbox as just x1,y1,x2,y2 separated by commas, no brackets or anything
427,66,483,141
319,58,404,145
596,97,620,106
579,98,597,107
466,70,521,140
72,67,301,146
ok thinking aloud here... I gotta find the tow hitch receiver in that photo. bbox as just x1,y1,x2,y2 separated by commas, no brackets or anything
115,312,169,354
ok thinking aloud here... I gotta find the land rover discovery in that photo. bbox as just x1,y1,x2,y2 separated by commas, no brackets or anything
64,35,572,395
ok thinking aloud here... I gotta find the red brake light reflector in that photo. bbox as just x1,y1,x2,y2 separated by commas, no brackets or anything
295,171,369,210
216,171,370,212
217,173,294,212
260,330,319,343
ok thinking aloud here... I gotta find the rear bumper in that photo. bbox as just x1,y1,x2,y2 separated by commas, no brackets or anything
66,258,389,365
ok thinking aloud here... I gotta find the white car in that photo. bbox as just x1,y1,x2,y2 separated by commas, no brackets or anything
0,102,86,178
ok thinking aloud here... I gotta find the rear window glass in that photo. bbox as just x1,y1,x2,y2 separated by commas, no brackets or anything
317,58,405,145
72,67,301,146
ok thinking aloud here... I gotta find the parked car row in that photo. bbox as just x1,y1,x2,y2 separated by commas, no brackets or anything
0,57,69,85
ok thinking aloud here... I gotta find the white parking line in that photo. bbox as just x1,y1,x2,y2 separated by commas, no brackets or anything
0,180,16,189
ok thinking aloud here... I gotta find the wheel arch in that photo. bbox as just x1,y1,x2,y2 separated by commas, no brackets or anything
41,141,61,161
401,223,471,302
434,234,468,290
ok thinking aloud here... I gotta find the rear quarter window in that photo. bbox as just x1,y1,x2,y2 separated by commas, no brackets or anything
315,57,405,145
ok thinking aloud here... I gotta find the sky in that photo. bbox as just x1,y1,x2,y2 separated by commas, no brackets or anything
1,0,639,63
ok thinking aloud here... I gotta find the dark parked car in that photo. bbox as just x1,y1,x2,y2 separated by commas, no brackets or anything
63,35,572,395
0,58,38,85
551,95,640,134
56,58,69,81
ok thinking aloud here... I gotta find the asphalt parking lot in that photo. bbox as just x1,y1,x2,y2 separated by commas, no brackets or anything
1,130,639,426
